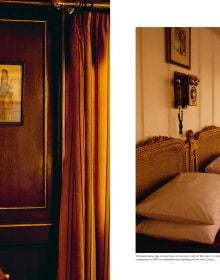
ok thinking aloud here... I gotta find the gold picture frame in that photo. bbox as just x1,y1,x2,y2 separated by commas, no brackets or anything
166,27,191,69
0,63,24,124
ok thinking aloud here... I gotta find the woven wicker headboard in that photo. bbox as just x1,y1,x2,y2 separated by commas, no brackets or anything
136,136,188,203
186,126,220,172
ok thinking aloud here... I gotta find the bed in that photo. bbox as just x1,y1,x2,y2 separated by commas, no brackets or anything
186,125,220,172
136,126,220,253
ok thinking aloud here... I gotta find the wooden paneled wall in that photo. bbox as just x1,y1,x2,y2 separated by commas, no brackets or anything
0,5,62,279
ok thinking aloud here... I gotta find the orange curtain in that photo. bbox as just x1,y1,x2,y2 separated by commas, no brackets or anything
58,12,110,280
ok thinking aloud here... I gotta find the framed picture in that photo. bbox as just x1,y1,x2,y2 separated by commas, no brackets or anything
0,63,24,124
166,27,191,69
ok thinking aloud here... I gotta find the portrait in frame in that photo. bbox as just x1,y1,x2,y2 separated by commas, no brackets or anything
0,63,24,124
166,27,191,69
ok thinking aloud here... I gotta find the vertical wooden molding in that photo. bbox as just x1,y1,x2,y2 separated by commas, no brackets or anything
212,32,215,125
138,28,145,140
61,10,65,164
185,130,198,172
198,28,202,129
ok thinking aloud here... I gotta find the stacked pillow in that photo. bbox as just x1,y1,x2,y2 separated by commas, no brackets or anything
136,172,220,244
205,156,220,174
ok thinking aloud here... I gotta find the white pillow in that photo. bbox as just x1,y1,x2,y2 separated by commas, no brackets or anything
136,172,220,225
136,219,220,244
205,156,220,174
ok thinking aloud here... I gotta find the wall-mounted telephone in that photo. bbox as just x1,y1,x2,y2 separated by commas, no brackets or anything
173,71,200,134
174,71,199,108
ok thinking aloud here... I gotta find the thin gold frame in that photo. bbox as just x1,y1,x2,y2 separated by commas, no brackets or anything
0,62,24,125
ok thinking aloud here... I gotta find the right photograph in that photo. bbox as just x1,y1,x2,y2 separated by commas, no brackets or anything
136,27,220,253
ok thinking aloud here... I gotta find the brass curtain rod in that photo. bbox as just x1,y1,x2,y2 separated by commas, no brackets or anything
54,0,109,10
0,0,110,10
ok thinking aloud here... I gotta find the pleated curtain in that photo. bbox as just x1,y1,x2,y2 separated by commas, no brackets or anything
58,12,110,280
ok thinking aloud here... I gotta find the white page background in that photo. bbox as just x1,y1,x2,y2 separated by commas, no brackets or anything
110,1,220,279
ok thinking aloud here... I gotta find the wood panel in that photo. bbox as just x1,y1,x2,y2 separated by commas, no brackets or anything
0,20,46,209
0,243,57,280
0,7,61,223
0,5,62,279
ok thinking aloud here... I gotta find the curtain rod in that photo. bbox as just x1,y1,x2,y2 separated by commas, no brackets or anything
53,0,110,11
0,0,110,11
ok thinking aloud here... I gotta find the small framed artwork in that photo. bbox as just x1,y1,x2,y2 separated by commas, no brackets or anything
166,27,191,69
0,63,24,125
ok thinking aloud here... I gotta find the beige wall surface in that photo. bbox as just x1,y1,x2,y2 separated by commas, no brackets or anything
136,27,220,143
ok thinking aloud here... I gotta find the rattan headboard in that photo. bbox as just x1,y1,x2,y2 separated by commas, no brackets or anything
136,136,188,203
186,126,220,172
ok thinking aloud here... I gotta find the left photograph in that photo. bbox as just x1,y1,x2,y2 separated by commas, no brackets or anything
0,63,23,124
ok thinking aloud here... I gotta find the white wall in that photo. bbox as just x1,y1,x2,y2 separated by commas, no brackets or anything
136,27,220,143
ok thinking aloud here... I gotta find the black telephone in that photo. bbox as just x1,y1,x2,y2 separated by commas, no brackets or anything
174,71,199,134
174,71,199,108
